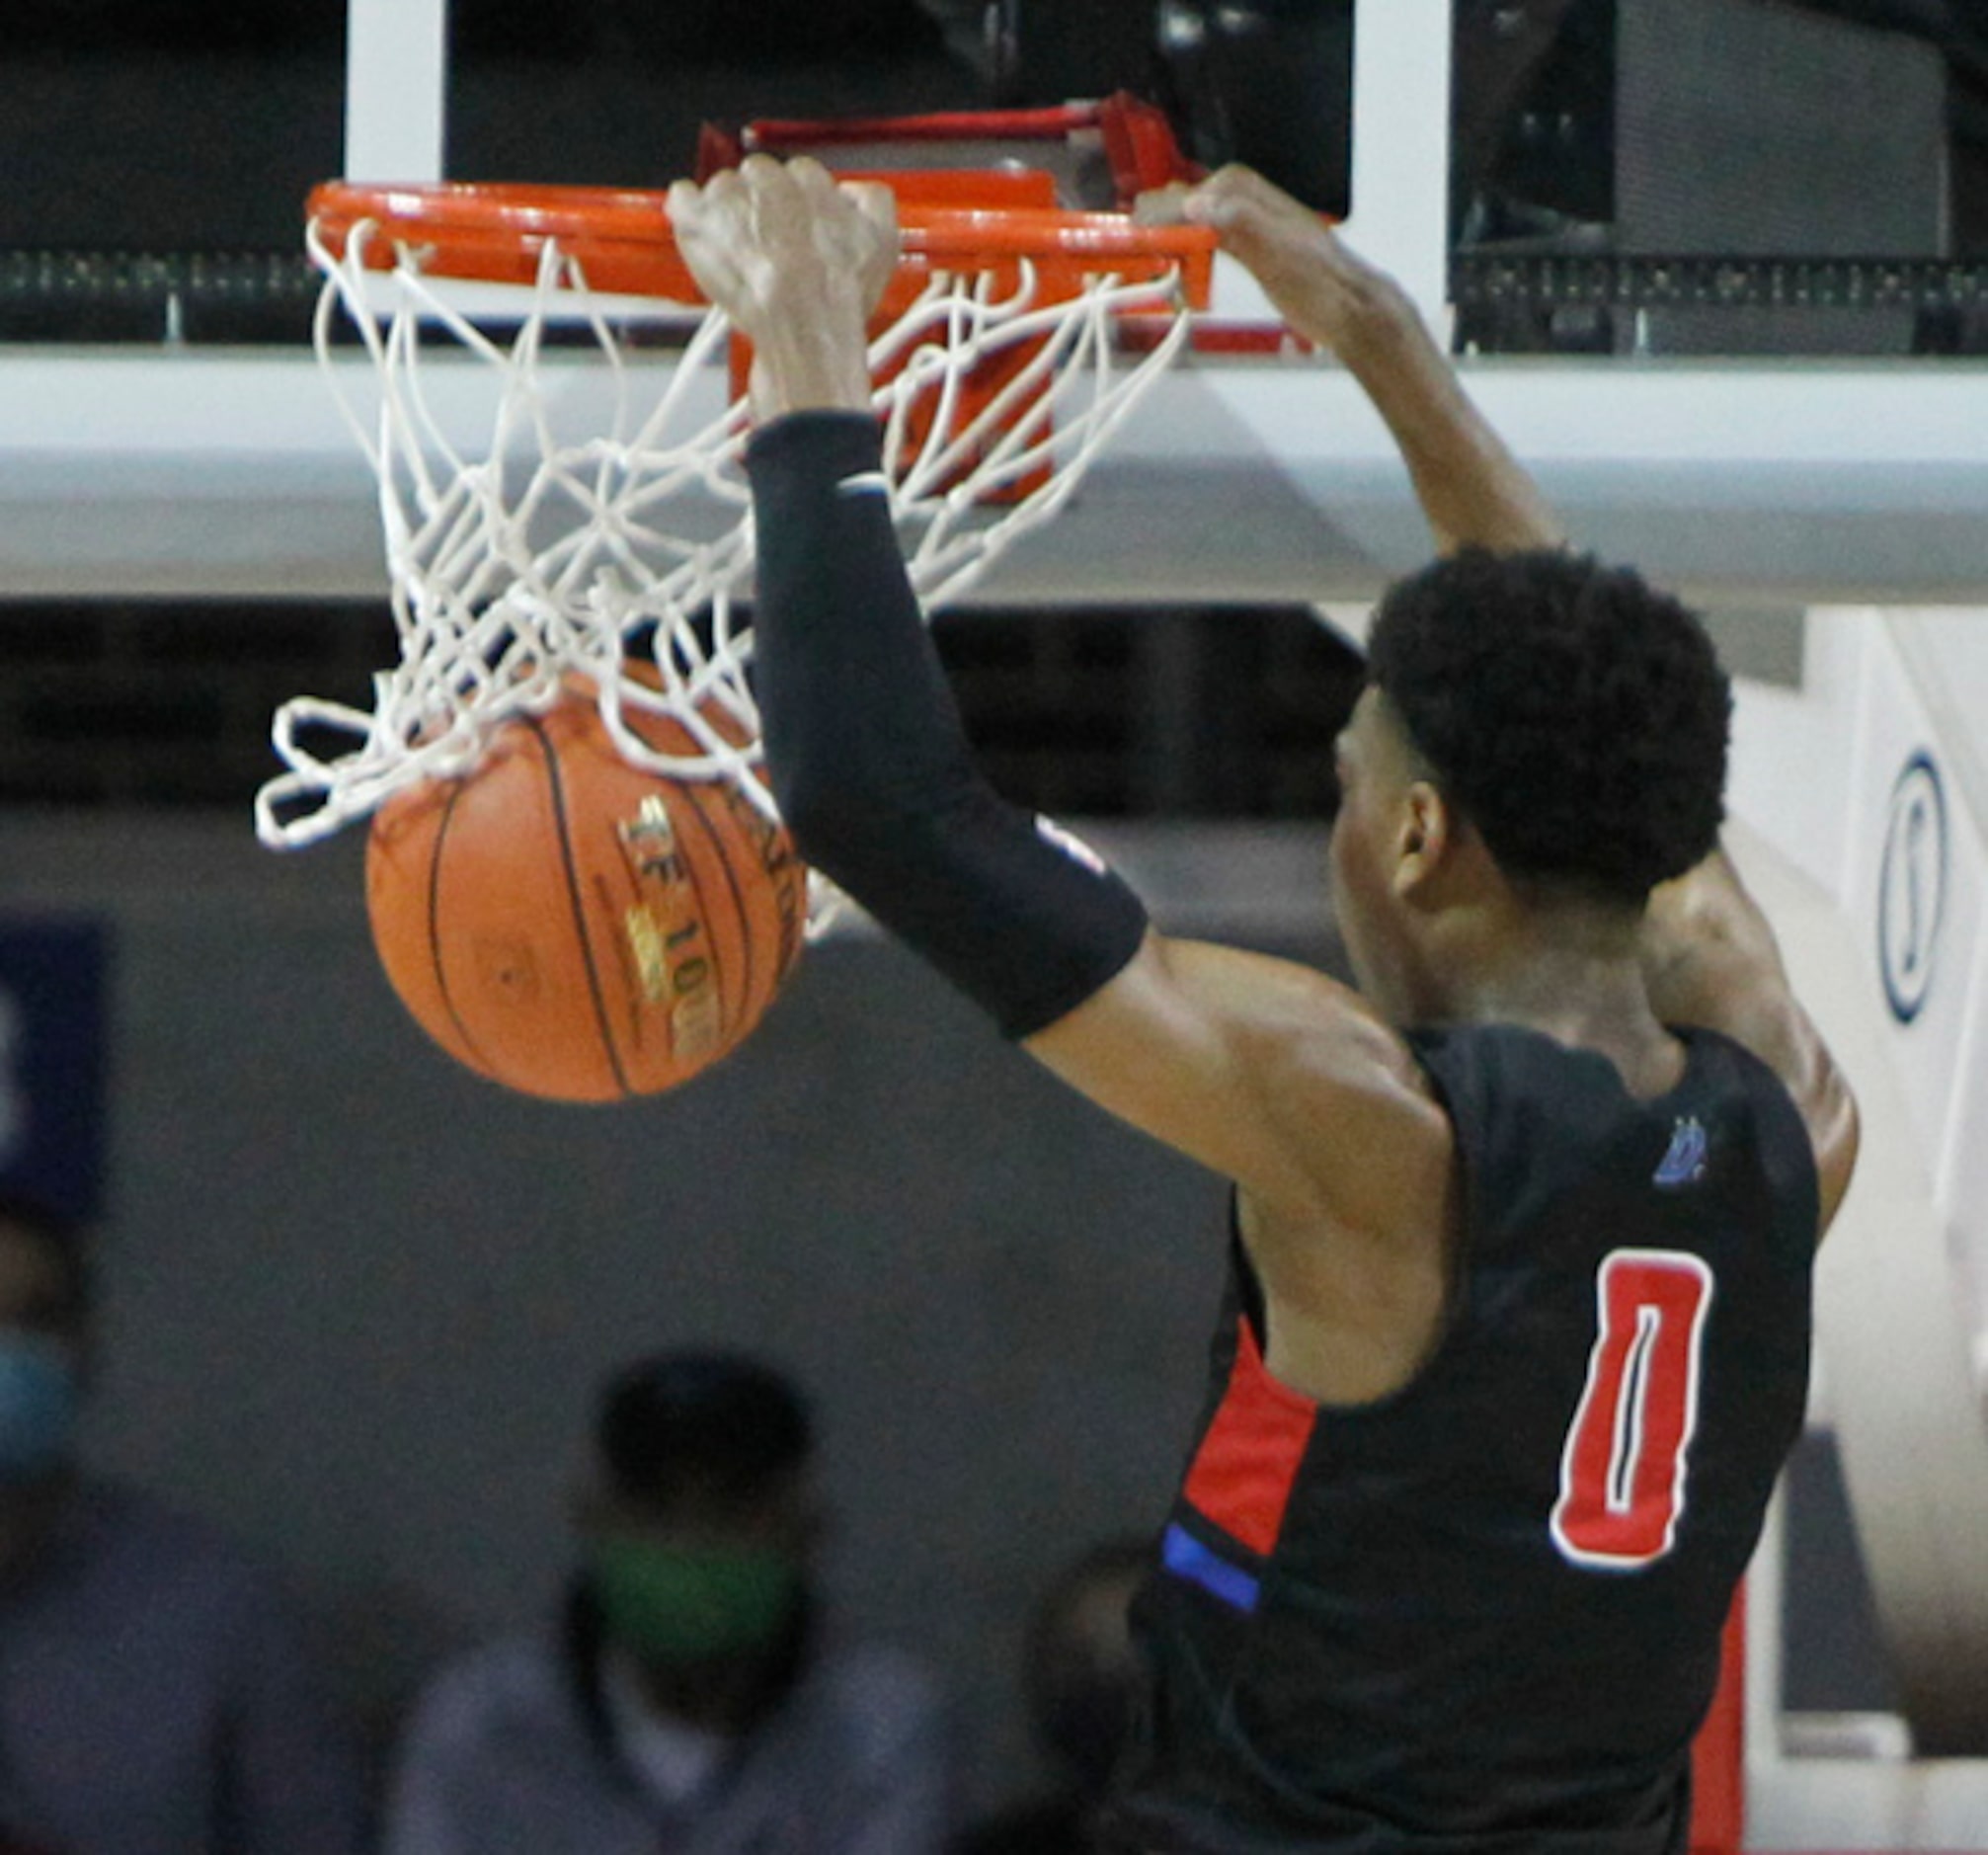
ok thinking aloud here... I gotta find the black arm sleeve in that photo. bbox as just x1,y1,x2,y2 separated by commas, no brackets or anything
745,411,1150,1039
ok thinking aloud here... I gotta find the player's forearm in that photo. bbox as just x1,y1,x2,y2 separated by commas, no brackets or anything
746,316,873,420
1164,166,1559,556
745,415,980,831
1331,300,1562,557
745,413,1149,1038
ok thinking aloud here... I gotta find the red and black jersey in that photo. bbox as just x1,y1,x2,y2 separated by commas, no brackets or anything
1102,1023,1818,1854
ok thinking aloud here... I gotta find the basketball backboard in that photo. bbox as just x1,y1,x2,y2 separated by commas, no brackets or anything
2,0,1987,607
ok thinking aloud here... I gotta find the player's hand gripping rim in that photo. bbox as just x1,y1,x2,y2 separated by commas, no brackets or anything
668,156,900,418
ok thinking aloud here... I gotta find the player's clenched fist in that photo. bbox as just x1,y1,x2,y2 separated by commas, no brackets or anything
668,157,899,418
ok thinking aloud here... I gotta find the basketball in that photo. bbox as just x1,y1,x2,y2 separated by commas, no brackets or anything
364,683,807,1102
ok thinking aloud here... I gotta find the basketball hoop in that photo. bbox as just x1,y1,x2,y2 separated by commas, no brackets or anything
254,146,1216,857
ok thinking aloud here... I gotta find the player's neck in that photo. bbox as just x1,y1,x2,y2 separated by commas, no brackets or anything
1428,910,1684,1096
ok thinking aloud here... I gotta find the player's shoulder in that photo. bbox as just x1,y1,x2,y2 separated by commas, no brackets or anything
1404,1016,1704,1104
1393,1021,1661,1187
1205,942,1438,1113
1240,969,1455,1241
1408,1019,1822,1217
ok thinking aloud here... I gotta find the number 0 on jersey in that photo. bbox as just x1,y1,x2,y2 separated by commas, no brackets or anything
1551,1249,1715,1570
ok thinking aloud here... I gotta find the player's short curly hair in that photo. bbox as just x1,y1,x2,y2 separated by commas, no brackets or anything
1365,547,1730,903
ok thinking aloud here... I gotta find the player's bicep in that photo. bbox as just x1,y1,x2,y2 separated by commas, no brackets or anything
1023,928,1441,1214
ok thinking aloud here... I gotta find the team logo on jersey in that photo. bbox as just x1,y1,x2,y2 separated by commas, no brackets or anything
1653,1117,1709,1188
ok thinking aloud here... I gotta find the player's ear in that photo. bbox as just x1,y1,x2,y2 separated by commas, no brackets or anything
1392,780,1455,899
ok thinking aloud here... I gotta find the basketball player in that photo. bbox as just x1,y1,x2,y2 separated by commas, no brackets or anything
666,158,1860,1851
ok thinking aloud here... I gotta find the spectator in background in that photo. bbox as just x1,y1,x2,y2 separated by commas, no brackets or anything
958,1537,1149,1855
383,1348,952,1855
0,1194,370,1855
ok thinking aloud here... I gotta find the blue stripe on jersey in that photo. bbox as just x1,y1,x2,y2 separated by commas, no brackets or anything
1162,1522,1261,1613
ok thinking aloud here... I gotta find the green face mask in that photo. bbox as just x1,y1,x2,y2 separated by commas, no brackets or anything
588,1536,803,1665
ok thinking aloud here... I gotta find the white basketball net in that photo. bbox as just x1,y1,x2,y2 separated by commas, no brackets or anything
253,212,1199,849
